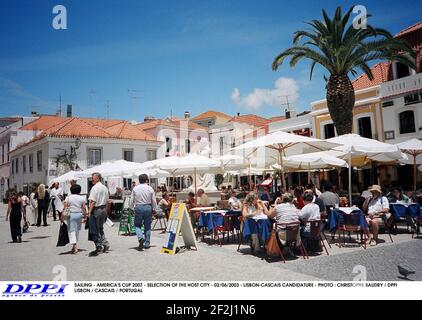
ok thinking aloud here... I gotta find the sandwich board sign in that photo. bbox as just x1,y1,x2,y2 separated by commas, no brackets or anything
119,209,136,235
161,203,198,255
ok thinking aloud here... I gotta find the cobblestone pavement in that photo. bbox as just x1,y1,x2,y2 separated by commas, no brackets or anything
0,204,421,281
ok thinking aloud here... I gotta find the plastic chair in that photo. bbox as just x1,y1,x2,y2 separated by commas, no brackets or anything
152,210,167,231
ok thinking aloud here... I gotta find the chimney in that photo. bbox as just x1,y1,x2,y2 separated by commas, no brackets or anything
285,108,296,119
184,111,190,119
237,112,240,117
31,111,39,117
66,104,72,117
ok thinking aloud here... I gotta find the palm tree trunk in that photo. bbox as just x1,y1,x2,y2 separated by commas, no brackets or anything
326,74,355,135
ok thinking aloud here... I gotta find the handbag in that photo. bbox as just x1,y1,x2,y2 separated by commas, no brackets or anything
266,229,281,257
62,207,70,220
56,222,70,247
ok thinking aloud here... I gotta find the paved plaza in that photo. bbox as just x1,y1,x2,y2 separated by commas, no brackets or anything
0,204,421,281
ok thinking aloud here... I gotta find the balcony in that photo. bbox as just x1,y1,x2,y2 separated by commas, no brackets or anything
380,73,422,98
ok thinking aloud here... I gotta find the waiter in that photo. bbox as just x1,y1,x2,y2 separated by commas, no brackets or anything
88,172,110,255
131,174,157,251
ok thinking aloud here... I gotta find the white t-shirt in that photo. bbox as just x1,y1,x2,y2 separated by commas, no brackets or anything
50,187,63,199
89,182,109,207
66,194,86,213
367,196,389,215
300,203,321,221
300,203,321,232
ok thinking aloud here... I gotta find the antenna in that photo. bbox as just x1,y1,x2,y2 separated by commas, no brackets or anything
106,100,110,120
59,93,62,116
278,95,293,111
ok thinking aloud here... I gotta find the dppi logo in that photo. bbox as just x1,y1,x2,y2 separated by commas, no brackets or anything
2,284,68,297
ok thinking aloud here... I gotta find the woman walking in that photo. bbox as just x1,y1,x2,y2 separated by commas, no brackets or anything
6,192,23,243
29,187,38,226
63,184,87,254
35,184,50,227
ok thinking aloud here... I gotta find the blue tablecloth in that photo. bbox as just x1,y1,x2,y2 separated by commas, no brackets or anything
328,208,368,232
390,203,421,220
242,218,271,242
198,210,242,232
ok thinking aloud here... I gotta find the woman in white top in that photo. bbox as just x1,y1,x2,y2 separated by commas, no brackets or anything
29,187,38,226
228,190,242,211
63,184,87,254
242,192,268,254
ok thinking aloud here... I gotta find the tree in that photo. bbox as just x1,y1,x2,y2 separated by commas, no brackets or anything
272,6,416,135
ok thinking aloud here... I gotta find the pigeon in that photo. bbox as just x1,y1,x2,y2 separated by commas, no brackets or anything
398,265,415,279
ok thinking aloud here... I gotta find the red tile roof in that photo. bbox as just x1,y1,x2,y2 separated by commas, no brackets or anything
20,115,66,131
17,116,158,145
396,21,422,37
229,114,271,127
136,119,207,131
191,110,232,121
352,62,391,90
269,116,286,122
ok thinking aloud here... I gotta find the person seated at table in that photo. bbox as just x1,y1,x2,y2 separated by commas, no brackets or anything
266,193,300,257
260,187,273,204
319,184,340,209
306,184,326,219
158,192,171,220
388,188,410,204
228,190,242,211
185,192,196,210
155,186,163,201
196,189,210,207
242,192,269,254
362,185,394,245
299,191,321,246
339,196,349,207
113,187,123,199
293,187,305,209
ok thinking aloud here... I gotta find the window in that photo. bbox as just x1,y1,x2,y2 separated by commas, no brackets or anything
29,154,33,173
147,149,157,161
123,149,133,162
207,120,212,127
15,158,18,174
165,137,172,154
37,150,42,171
358,117,372,138
11,159,14,176
185,139,191,154
404,92,422,106
382,100,394,108
231,137,236,148
399,110,416,134
1,144,4,164
88,148,101,167
23,155,26,173
397,62,410,79
7,141,10,162
219,137,224,155
385,131,395,140
324,123,335,139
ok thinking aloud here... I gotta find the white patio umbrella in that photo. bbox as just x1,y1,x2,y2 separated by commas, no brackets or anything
278,151,348,184
158,153,221,194
233,130,340,188
49,170,81,185
396,138,422,190
76,160,147,178
327,134,406,203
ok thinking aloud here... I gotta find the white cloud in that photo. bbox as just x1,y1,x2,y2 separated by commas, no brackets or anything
231,77,299,110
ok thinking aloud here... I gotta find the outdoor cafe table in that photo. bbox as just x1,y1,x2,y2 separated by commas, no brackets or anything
328,207,369,232
242,215,272,243
389,203,422,220
198,210,242,232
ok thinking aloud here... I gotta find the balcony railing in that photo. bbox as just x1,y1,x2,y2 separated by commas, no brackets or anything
380,73,422,98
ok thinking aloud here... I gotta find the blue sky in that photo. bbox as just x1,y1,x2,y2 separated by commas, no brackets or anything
0,0,421,121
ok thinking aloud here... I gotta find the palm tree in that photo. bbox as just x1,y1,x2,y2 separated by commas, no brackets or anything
272,6,416,135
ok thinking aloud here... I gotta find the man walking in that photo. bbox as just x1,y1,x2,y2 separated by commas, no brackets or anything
88,172,110,255
131,174,157,251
